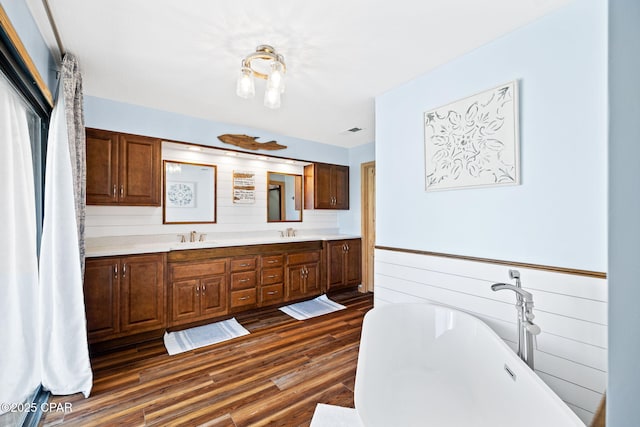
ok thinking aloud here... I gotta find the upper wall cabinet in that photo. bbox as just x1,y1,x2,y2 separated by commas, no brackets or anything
86,128,161,206
304,163,349,210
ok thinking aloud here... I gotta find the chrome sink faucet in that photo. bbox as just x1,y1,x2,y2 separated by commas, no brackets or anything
491,269,541,370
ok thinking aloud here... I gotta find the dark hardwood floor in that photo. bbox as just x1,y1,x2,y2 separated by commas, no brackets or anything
39,291,373,427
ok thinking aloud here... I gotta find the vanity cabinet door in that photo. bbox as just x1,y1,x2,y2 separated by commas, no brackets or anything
303,262,322,295
327,241,346,290
169,259,229,326
200,275,227,317
171,279,200,322
285,264,306,301
332,165,350,209
327,239,362,291
84,257,120,340
120,254,165,333
86,129,119,205
118,133,161,206
344,239,362,286
313,163,334,208
285,250,323,301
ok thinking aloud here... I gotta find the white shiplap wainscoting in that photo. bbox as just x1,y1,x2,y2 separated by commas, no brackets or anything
374,248,607,425
85,143,340,238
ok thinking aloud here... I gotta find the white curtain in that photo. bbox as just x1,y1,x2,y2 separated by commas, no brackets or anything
0,76,41,411
39,54,92,397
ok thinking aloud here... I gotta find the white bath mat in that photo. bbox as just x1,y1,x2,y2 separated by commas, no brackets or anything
310,404,363,427
163,317,249,355
279,294,346,321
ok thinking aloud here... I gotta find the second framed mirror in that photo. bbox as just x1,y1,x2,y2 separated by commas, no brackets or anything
267,172,303,222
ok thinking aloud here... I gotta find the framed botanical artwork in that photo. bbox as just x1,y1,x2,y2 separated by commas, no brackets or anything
424,80,520,191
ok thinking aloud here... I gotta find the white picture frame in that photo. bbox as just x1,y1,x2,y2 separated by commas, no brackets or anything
424,80,520,191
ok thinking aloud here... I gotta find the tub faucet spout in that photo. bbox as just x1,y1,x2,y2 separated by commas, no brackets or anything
490,283,533,303
491,270,540,370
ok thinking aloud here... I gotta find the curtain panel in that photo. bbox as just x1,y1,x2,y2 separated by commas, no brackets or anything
39,53,92,398
0,73,41,413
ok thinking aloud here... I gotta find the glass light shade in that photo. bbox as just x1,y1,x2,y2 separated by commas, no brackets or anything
236,67,255,99
266,61,285,93
264,86,281,109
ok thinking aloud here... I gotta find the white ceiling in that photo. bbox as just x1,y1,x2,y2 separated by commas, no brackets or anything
41,0,571,148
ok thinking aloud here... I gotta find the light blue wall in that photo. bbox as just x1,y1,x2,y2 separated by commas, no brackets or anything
338,142,375,235
375,0,607,271
84,96,349,165
0,0,57,92
608,0,640,424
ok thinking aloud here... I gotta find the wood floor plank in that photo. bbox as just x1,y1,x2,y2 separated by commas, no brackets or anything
39,291,373,426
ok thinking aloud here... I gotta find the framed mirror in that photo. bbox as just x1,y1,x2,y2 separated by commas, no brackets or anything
267,172,303,222
163,160,217,224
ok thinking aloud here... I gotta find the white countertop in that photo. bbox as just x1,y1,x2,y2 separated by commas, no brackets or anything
86,234,361,258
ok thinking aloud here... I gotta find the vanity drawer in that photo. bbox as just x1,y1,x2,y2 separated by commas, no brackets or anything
287,251,320,265
261,267,283,285
261,254,284,268
260,283,284,305
231,271,257,290
231,288,257,308
170,259,226,281
231,257,257,272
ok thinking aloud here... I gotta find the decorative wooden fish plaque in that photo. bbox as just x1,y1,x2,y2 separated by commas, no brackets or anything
217,134,287,151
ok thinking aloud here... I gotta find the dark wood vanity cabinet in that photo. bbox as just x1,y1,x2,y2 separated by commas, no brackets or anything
85,240,348,344
86,128,161,206
327,239,362,291
168,259,228,326
304,162,349,209
286,250,322,300
84,253,165,342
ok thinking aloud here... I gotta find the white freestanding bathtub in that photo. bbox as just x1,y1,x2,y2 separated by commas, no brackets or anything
353,303,585,427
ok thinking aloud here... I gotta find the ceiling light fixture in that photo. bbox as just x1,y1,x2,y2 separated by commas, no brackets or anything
236,45,286,109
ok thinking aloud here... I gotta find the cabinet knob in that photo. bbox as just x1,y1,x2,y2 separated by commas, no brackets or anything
267,290,278,295
239,296,250,301
196,285,200,296
239,278,250,283
112,184,117,199
122,263,126,278
267,275,278,279
114,264,118,276
120,184,124,198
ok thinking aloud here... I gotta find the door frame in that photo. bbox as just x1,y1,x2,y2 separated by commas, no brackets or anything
360,161,375,293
